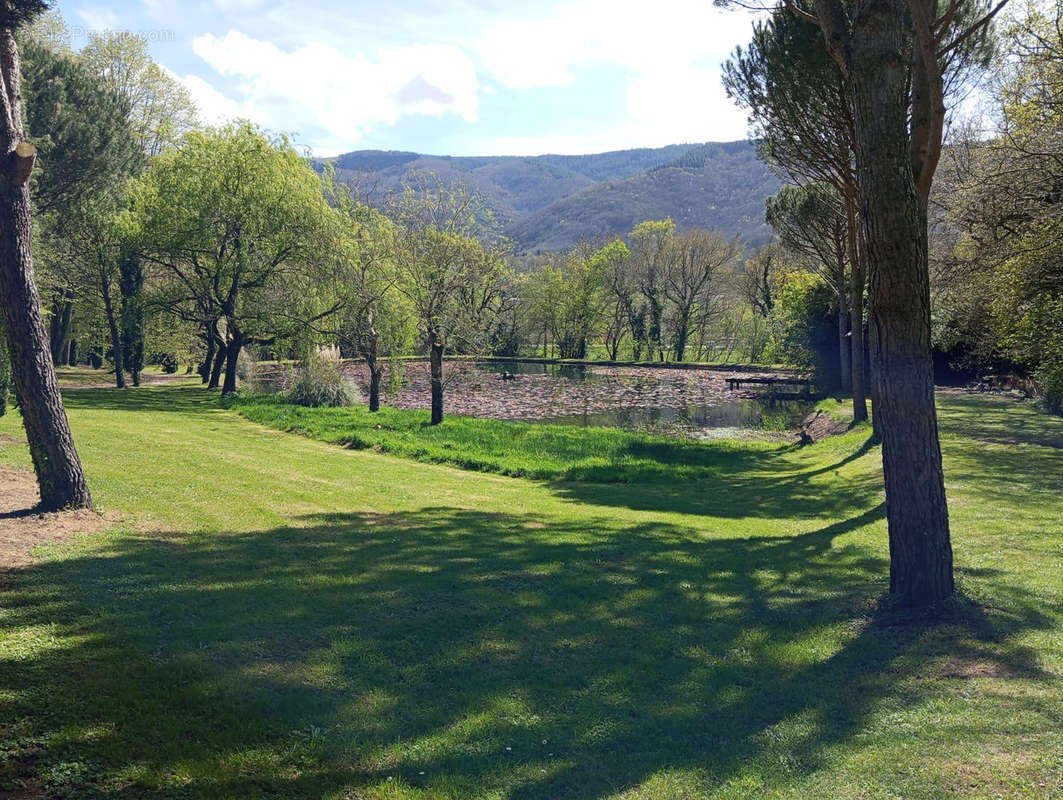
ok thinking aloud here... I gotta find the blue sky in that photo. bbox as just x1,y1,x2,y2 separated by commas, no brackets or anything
57,0,762,157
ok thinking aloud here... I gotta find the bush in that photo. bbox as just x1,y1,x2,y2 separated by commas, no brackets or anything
765,272,841,390
149,351,179,373
1037,359,1063,414
289,348,360,408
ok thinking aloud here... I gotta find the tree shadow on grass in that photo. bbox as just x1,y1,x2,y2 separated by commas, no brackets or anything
551,437,883,520
61,386,223,416
0,505,1053,799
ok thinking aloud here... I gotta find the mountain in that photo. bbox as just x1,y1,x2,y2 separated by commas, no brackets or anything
323,141,780,253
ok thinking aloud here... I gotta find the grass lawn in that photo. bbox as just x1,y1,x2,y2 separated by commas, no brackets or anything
0,386,1060,799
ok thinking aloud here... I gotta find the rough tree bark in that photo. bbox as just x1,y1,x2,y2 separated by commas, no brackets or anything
208,340,226,389
848,0,953,606
847,200,869,422
834,248,852,394
198,320,218,383
0,27,91,510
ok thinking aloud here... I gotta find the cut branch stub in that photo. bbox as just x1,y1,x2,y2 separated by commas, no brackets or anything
12,140,35,185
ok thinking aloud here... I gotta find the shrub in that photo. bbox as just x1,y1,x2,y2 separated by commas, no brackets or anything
289,348,360,408
765,272,841,390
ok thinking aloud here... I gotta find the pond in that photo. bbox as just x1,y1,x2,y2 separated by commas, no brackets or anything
337,359,811,439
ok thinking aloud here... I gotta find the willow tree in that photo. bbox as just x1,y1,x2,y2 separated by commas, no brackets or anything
391,178,508,425
322,167,412,411
128,123,335,394
0,1,91,510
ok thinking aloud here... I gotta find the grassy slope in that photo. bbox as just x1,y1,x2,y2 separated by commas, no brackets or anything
227,395,781,481
0,386,1060,799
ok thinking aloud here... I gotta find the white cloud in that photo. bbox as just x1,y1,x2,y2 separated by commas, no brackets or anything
478,0,760,90
176,72,266,126
185,30,479,152
74,6,122,32
477,0,759,146
627,67,751,144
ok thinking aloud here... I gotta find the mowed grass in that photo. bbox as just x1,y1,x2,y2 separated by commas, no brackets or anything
0,386,1059,799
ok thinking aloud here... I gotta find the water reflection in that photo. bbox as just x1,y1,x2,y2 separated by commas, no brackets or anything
474,360,810,434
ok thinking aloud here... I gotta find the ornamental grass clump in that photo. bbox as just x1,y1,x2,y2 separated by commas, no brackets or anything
289,347,360,408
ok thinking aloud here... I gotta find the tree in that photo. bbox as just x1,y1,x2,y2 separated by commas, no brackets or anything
628,219,675,360
128,123,335,394
80,31,197,157
724,7,867,417
53,198,132,387
766,183,852,392
804,0,1000,607
20,36,141,367
597,238,634,360
663,229,738,361
322,167,412,411
0,1,91,510
741,242,786,317
391,178,508,424
526,242,609,360
721,0,1002,608
934,4,1063,410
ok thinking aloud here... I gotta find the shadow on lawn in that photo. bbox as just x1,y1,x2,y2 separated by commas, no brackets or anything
0,505,1053,799
61,385,223,416
552,437,882,519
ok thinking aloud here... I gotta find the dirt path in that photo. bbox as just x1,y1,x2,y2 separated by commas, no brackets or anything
0,465,109,579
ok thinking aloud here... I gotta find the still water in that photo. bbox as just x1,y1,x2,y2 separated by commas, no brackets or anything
474,361,810,434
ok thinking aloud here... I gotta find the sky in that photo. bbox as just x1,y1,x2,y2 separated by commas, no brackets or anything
57,0,762,157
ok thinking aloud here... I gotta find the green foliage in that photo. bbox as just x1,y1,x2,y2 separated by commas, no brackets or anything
79,30,198,156
767,272,840,387
127,123,336,390
288,349,360,408
21,39,142,215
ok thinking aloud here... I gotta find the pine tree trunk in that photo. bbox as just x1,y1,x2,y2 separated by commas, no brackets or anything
834,249,852,394
851,0,952,608
429,332,444,425
0,129,92,509
847,201,869,422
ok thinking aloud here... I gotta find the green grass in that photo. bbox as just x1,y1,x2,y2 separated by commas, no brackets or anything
227,394,784,482
0,386,1060,799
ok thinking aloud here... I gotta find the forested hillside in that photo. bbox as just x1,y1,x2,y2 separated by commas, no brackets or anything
323,141,780,252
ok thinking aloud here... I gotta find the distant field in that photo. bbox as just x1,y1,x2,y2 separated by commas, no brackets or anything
0,386,1060,799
